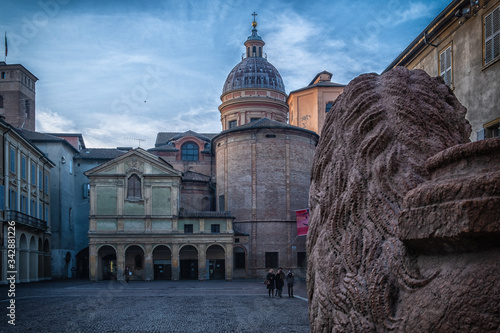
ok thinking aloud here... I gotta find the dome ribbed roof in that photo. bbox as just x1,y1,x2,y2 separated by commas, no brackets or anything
222,56,285,95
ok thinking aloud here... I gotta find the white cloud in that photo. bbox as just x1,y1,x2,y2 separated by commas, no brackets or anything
36,108,77,132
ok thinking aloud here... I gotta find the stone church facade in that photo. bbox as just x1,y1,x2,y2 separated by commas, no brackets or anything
85,148,234,281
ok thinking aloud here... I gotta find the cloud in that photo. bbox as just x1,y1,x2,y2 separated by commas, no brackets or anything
36,108,77,132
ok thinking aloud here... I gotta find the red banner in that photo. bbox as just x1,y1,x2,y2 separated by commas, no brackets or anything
296,209,309,236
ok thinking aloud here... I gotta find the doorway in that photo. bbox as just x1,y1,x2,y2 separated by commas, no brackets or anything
179,245,198,280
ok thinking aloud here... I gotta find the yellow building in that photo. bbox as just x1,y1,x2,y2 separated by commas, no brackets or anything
384,0,500,141
287,71,345,135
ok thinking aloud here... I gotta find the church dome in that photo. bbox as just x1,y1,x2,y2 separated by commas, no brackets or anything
222,57,286,94
222,17,285,95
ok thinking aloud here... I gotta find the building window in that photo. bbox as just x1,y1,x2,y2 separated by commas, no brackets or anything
485,118,500,139
265,252,279,268
127,174,141,199
20,195,28,214
184,224,193,233
39,170,43,189
31,162,36,184
39,203,43,220
30,199,36,217
24,100,30,118
234,247,245,269
9,148,15,173
0,95,3,108
1,72,5,79
297,252,307,268
211,224,220,234
326,101,334,113
44,175,49,194
439,45,452,87
181,142,199,161
484,6,500,66
21,156,26,180
228,120,237,128
250,117,260,122
9,190,17,210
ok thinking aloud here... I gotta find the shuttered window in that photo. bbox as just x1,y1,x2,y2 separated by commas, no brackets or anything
485,6,500,66
127,174,141,199
439,46,452,87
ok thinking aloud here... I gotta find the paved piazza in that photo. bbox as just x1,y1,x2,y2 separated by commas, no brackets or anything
0,279,309,332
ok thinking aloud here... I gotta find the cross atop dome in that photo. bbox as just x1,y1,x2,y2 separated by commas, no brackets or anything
252,12,258,27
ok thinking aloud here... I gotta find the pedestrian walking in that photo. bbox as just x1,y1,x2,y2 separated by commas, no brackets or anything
275,268,285,298
286,270,295,297
266,269,276,297
124,265,131,283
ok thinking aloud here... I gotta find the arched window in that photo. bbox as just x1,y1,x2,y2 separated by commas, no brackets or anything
127,174,141,199
326,101,334,113
259,47,262,57
0,95,3,108
247,47,250,58
252,46,256,57
181,142,199,161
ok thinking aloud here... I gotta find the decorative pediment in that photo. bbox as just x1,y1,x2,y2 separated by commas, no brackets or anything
85,148,182,178
126,157,144,174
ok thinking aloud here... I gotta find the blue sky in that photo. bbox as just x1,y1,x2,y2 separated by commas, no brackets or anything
1,0,451,148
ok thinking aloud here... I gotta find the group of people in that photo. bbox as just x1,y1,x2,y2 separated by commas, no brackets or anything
265,268,295,298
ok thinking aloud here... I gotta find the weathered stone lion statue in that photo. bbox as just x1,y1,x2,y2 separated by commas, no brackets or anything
307,67,500,332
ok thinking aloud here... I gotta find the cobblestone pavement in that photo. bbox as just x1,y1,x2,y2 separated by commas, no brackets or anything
0,279,309,332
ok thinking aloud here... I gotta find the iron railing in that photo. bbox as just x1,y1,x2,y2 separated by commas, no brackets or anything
6,210,48,231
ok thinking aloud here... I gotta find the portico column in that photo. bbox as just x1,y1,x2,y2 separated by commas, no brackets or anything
225,243,233,281
144,244,153,281
89,244,97,281
171,243,179,281
117,244,125,281
198,244,206,281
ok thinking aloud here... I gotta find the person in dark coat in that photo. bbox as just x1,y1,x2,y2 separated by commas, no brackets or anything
275,268,285,298
266,269,276,297
286,270,295,297
124,266,131,283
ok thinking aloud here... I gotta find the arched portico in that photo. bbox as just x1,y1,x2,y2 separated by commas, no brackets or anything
179,245,198,280
98,245,117,280
18,234,28,282
125,245,145,281
206,244,225,280
43,239,51,279
29,236,37,281
153,245,171,280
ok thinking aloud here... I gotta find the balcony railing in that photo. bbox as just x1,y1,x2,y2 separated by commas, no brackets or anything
6,210,48,231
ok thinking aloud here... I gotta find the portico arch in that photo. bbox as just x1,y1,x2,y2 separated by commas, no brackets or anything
153,245,171,280
38,239,43,279
98,245,116,280
179,245,198,280
29,236,37,281
19,234,28,282
43,239,51,279
206,244,225,280
125,245,145,281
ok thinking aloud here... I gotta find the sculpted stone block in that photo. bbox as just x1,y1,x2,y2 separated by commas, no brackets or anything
306,67,500,332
